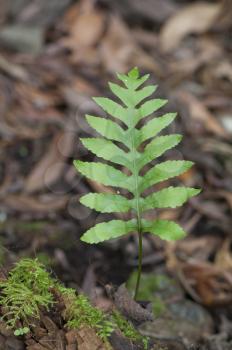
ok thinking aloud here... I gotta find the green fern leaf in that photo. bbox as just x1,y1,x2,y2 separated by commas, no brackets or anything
117,70,149,90
80,138,132,170
74,67,201,297
80,193,131,213
137,134,182,170
138,160,194,193
109,82,156,107
74,161,131,191
141,187,201,210
93,97,128,125
139,113,177,144
138,98,168,121
81,220,137,243
86,115,125,144
142,219,186,240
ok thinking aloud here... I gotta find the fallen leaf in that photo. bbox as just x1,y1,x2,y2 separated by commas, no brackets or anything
176,91,228,138
160,2,221,52
166,238,232,306
62,1,106,65
66,327,107,350
0,54,29,81
100,15,160,74
215,239,232,270
4,194,68,212
25,126,75,193
181,262,232,306
216,191,232,210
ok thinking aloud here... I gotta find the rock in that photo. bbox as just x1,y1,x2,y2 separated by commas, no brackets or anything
127,272,213,347
168,300,213,335
0,25,43,54
105,0,178,23
4,0,72,27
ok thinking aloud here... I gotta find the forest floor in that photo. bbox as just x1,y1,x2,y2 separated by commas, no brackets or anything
0,0,232,349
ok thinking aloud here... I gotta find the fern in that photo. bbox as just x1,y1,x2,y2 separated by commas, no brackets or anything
74,67,201,299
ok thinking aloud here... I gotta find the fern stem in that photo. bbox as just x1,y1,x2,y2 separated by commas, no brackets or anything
128,107,143,300
134,227,142,300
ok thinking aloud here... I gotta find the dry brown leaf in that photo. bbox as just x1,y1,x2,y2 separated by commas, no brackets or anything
160,2,221,52
201,59,232,93
62,0,161,74
2,109,46,139
15,82,59,109
166,238,232,306
215,0,232,30
62,1,106,65
171,236,220,262
176,91,228,138
0,55,29,81
169,38,222,77
181,262,232,306
66,327,107,350
215,239,232,270
25,127,75,193
221,192,232,210
4,194,68,212
100,15,160,74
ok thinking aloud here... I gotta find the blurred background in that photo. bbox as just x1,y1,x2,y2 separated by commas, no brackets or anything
0,0,232,347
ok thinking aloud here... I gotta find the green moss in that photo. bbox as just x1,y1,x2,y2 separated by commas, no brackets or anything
0,258,55,330
112,310,149,349
0,258,149,348
59,286,114,341
36,252,54,267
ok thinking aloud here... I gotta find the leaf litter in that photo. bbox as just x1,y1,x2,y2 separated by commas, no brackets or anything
0,0,232,349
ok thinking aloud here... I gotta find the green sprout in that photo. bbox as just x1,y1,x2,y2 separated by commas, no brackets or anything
74,67,201,299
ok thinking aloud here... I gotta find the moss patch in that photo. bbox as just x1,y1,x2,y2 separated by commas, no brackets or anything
0,258,149,348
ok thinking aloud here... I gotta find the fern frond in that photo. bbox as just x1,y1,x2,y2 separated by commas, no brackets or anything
140,187,201,210
138,160,194,193
74,67,201,245
80,193,131,213
142,219,186,241
74,161,132,191
81,220,137,244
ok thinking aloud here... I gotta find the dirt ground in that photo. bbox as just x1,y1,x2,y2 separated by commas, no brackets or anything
0,0,232,349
